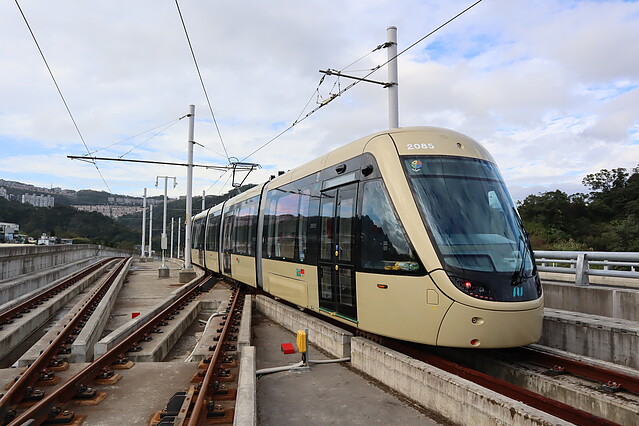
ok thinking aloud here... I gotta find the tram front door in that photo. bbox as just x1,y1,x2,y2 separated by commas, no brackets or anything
318,183,357,321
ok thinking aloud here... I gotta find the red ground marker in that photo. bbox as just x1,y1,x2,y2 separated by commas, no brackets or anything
281,343,295,354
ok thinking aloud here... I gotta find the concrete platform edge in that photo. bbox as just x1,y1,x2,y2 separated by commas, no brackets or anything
94,270,204,358
71,257,133,362
234,346,256,426
237,297,252,354
351,337,568,426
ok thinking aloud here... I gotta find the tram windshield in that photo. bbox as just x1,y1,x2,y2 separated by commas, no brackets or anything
403,156,538,300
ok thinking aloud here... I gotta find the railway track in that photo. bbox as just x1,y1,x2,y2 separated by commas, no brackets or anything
511,345,639,395
385,339,621,426
151,282,244,426
0,257,129,424
0,258,117,329
1,269,219,425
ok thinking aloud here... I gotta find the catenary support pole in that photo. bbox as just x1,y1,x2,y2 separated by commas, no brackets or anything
170,217,174,259
156,176,176,277
202,190,205,211
141,188,147,259
178,217,181,259
148,204,153,259
387,26,399,129
180,104,197,282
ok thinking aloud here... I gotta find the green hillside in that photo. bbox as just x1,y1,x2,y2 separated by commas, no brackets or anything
518,165,639,251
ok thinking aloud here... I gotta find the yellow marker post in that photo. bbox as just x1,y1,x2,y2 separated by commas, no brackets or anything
296,329,308,366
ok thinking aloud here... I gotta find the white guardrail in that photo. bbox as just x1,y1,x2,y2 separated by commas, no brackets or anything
534,250,639,286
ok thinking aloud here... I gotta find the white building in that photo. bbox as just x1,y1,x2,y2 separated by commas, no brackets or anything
0,222,20,242
37,233,57,245
21,193,55,207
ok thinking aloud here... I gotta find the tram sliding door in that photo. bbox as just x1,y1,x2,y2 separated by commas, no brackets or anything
318,183,357,320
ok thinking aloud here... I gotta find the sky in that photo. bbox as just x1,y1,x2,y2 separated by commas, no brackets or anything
1,0,638,203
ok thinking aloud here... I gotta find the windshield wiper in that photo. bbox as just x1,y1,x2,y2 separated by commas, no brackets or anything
511,208,531,286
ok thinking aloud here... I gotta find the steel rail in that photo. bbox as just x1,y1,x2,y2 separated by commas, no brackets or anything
0,258,128,423
388,341,619,426
186,284,242,425
9,272,214,426
513,346,639,395
0,258,116,326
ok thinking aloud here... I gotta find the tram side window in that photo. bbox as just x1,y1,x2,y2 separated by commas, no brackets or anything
273,192,299,259
359,180,421,273
234,197,258,256
263,185,319,263
205,211,221,251
192,218,205,250
222,207,236,253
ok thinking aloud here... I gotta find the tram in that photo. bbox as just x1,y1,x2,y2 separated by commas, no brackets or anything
191,127,543,348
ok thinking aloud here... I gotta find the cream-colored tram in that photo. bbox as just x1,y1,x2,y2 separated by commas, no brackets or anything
191,127,543,348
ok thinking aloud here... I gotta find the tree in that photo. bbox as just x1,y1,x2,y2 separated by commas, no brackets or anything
582,167,629,192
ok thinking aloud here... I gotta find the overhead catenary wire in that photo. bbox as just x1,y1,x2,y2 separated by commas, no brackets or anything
14,0,112,193
89,115,187,156
175,0,231,163
117,119,183,159
241,0,484,163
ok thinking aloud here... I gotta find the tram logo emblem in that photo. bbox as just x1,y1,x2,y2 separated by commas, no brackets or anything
512,286,524,297
296,268,305,277
410,160,423,172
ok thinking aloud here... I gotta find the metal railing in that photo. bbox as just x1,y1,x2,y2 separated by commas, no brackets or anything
534,250,639,286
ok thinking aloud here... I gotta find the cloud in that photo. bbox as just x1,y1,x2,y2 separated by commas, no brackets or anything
0,0,638,204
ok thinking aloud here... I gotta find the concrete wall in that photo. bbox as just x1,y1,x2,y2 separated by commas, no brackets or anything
351,338,567,426
540,271,639,289
0,244,132,282
542,281,639,321
540,309,638,369
0,257,96,306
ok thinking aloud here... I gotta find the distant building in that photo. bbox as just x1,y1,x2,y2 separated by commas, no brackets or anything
21,193,54,207
37,233,57,245
71,204,143,218
0,187,8,200
0,222,20,242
